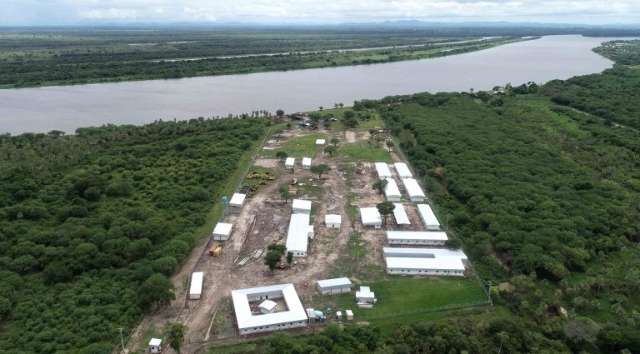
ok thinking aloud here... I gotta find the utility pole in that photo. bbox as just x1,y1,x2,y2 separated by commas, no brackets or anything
119,327,126,354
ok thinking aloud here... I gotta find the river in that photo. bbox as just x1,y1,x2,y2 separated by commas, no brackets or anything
0,35,624,135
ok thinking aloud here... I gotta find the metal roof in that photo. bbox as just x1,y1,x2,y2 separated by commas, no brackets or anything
317,277,352,289
292,199,312,212
232,283,308,330
286,213,311,253
285,157,295,166
302,157,312,166
189,272,203,296
315,139,326,145
384,178,401,199
386,231,448,242
375,162,392,178
401,178,426,199
383,247,467,259
325,214,342,224
149,338,162,346
360,207,382,225
394,162,413,178
230,193,246,206
385,256,465,271
392,203,411,225
213,222,233,236
417,204,440,227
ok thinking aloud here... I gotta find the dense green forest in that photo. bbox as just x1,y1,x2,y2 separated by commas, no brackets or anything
0,118,267,353
234,41,640,353
542,40,640,130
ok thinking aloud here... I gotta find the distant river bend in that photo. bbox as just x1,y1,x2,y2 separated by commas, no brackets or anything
0,35,624,134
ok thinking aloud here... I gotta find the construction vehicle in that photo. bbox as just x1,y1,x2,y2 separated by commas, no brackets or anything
209,242,222,257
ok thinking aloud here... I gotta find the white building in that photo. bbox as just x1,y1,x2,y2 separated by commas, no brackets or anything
360,207,382,228
384,178,402,202
292,199,312,214
374,162,392,178
285,157,295,169
417,204,441,230
259,299,278,314
315,138,326,145
148,338,162,353
316,277,352,295
212,222,233,241
402,178,426,202
189,272,204,300
385,255,466,276
392,203,411,225
355,286,377,304
394,162,413,178
231,283,308,335
386,231,448,246
286,213,313,257
383,247,467,259
325,214,342,229
229,193,246,208
345,309,354,320
302,157,312,169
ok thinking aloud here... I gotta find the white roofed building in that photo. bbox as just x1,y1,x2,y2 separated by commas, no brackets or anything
315,139,326,145
231,283,308,335
189,272,204,300
292,199,312,214
386,231,448,246
212,222,233,241
325,214,341,229
285,157,295,169
402,178,426,202
374,162,392,178
316,277,352,295
355,286,377,304
259,299,278,314
360,207,382,228
384,247,467,276
302,157,312,169
392,203,411,225
384,178,402,202
148,338,162,353
417,204,441,230
286,213,313,257
229,193,246,207
394,162,413,178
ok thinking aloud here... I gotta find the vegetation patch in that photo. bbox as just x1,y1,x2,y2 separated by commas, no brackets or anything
338,142,392,162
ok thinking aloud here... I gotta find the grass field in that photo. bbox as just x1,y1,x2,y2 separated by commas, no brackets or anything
338,141,392,162
263,132,327,158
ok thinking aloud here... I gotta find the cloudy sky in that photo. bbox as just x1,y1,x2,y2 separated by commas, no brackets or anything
2,0,640,26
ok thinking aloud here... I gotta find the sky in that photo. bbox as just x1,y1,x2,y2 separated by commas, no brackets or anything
2,0,640,26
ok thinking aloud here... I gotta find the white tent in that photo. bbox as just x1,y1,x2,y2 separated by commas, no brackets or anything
384,178,402,202
359,207,382,228
392,203,411,225
394,162,413,178
189,272,204,300
302,157,312,169
417,204,440,230
229,193,246,207
292,199,312,214
285,157,295,169
374,162,392,178
401,178,426,202
212,222,233,241
325,214,342,229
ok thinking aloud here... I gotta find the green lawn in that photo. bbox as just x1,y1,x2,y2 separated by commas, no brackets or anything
338,142,392,162
309,277,487,330
263,132,327,158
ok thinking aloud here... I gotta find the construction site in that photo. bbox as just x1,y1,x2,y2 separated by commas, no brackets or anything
127,115,489,354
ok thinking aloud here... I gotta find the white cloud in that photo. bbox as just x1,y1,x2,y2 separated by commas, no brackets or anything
1,0,639,25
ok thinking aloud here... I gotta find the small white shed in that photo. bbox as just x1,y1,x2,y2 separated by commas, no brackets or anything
316,277,352,295
229,193,246,208
384,178,402,202
374,162,392,178
315,139,326,145
325,214,342,229
360,207,382,228
285,157,295,169
394,162,413,178
355,286,377,304
259,299,278,314
345,309,354,320
302,157,312,169
148,338,162,353
212,222,233,241
189,272,204,300
292,199,312,214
